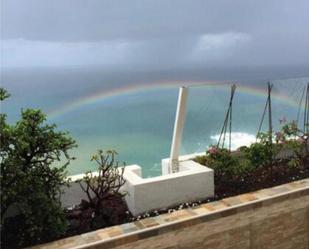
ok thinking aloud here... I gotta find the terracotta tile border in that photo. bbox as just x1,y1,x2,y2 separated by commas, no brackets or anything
29,178,309,249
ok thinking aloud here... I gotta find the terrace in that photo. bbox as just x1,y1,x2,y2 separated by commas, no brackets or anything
1,83,309,249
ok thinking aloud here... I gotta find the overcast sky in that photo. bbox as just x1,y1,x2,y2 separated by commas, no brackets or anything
1,0,309,71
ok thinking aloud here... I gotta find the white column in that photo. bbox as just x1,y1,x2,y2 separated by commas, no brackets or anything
169,86,189,173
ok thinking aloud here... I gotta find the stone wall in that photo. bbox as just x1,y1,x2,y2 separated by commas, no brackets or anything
30,179,309,249
114,190,309,249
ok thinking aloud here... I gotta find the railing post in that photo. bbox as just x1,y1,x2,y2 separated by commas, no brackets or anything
169,86,188,173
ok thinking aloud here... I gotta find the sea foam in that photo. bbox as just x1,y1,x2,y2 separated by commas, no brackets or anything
210,132,256,150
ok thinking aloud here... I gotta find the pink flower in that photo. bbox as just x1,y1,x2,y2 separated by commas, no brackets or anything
275,132,284,142
279,117,287,124
208,146,218,155
300,136,307,144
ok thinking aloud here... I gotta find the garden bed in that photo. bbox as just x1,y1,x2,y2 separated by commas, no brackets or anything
195,155,309,200
195,121,309,202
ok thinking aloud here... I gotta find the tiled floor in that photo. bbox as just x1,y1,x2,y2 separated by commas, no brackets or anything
29,178,309,249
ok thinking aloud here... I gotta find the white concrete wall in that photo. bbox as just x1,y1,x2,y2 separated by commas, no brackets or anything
124,156,214,215
61,152,214,216
61,171,122,208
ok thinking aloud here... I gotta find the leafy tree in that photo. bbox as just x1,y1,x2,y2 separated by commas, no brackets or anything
0,88,77,248
0,88,10,101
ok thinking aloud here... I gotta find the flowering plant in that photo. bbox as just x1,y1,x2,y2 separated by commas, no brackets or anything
207,146,218,155
277,119,308,167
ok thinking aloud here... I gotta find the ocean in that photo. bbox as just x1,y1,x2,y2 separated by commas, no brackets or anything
1,66,309,177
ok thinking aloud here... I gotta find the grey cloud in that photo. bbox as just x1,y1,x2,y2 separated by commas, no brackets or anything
1,32,252,68
1,0,309,71
2,0,309,41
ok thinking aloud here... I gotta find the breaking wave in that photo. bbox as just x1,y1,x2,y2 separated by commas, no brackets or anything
210,132,256,150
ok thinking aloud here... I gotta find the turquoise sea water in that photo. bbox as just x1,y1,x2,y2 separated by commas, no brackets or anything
2,68,308,177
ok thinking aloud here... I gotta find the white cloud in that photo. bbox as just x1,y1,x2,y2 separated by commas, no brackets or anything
197,32,250,50
1,39,130,68
190,32,251,62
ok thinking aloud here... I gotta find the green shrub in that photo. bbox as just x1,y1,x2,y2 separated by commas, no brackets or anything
0,88,77,248
241,132,274,169
200,146,253,182
277,120,309,167
195,120,308,190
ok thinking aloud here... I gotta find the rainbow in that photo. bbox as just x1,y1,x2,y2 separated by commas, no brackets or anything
47,80,301,120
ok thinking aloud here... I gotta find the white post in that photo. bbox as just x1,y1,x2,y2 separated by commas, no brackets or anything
169,86,189,173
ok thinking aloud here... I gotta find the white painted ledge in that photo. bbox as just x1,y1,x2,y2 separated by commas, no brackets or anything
124,156,214,215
